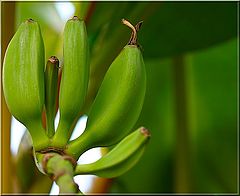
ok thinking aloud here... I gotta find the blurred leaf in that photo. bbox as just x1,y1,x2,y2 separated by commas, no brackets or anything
189,38,237,192
87,2,238,62
74,2,91,20
140,2,238,58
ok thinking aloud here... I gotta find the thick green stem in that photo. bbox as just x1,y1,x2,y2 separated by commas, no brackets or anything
172,55,192,192
52,118,74,148
65,131,92,159
39,153,81,194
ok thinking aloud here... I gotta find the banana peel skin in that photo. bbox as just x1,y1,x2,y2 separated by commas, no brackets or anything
52,16,89,148
3,19,50,150
74,127,150,178
66,44,146,159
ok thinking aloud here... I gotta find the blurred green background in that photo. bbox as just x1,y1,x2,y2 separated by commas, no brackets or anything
1,1,238,194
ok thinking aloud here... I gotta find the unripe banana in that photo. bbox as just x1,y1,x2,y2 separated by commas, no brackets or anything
74,127,150,178
44,56,59,138
52,16,89,147
66,19,146,159
2,19,50,150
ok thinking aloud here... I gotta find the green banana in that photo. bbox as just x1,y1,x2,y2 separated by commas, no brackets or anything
74,127,150,178
2,19,50,150
44,56,59,138
66,19,146,159
52,16,89,147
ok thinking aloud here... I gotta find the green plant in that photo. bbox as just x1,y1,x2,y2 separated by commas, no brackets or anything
2,16,149,194
2,2,237,194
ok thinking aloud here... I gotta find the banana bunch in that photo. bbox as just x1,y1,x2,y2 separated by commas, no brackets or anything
3,16,150,182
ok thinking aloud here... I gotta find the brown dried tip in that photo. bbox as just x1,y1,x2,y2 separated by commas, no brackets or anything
140,127,151,137
122,18,143,46
71,16,79,20
26,18,35,23
48,56,59,64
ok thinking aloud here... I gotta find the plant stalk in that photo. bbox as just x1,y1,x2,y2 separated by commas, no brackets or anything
39,153,81,194
172,55,192,192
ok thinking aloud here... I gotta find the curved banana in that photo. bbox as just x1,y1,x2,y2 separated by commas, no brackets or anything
66,19,146,159
2,19,50,150
74,127,150,178
44,56,59,138
52,16,89,148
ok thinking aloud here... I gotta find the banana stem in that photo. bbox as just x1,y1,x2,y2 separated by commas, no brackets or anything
39,153,81,194
122,19,137,45
121,19,143,46
27,120,51,151
65,131,92,159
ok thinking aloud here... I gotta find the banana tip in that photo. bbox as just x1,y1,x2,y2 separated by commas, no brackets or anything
26,18,35,23
140,127,151,137
49,56,59,64
72,16,79,20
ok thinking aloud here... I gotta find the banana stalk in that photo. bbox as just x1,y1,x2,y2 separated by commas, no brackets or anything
35,152,81,194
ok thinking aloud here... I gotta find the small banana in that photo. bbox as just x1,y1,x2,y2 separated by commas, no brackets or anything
74,127,150,178
44,56,59,138
2,19,50,150
66,19,146,159
52,16,89,148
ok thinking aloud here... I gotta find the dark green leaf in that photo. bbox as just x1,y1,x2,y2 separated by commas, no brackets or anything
140,2,238,58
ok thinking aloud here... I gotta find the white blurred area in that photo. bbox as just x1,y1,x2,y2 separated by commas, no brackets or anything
10,2,102,194
10,117,27,155
55,2,75,22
